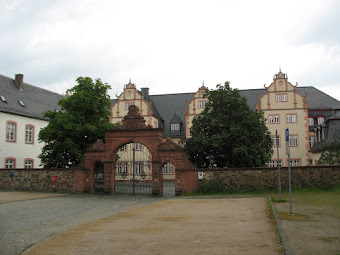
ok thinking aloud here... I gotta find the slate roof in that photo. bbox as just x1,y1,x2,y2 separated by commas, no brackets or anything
238,87,340,111
239,89,266,110
147,87,340,138
0,74,65,120
296,86,340,110
150,93,193,137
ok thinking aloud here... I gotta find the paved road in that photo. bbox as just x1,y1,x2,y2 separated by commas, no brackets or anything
0,193,165,255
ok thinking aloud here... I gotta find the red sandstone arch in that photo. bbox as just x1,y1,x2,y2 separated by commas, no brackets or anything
74,105,196,196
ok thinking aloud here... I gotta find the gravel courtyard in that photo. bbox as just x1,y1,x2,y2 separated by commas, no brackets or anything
0,192,280,255
0,192,165,255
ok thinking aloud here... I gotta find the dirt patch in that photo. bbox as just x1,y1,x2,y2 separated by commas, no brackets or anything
26,197,281,255
274,201,340,255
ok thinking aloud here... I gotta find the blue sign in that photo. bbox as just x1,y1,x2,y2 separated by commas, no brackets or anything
285,128,289,141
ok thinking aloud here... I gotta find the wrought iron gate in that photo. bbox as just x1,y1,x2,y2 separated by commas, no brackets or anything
94,161,104,193
115,143,152,195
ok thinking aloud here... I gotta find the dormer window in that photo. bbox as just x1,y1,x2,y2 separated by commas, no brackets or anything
317,116,325,125
170,114,183,135
0,95,6,102
18,100,24,106
171,123,180,130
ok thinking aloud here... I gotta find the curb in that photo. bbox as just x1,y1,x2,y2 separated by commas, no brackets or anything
268,196,294,255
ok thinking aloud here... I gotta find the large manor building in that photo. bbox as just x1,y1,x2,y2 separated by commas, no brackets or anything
1,71,339,170
110,71,340,169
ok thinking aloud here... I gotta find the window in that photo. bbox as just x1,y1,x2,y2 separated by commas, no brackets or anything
289,135,298,146
163,162,174,174
5,158,15,169
117,162,128,175
269,160,281,167
198,101,207,108
276,94,287,102
25,125,34,144
317,116,325,125
125,102,134,109
288,159,300,167
309,136,315,149
268,115,279,124
133,162,143,175
271,135,280,147
286,114,297,123
133,143,142,150
6,122,16,142
308,117,314,126
24,159,33,169
0,95,6,102
120,145,127,151
171,123,180,131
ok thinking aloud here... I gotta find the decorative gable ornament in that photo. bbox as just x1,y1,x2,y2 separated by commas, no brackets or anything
158,138,184,152
118,105,152,130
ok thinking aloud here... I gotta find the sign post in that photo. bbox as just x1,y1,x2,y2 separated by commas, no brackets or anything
285,128,292,214
276,130,282,200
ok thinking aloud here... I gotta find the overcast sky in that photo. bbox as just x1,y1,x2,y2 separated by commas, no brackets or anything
1,0,339,101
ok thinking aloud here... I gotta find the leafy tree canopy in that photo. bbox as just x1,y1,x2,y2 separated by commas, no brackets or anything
38,77,116,168
317,138,340,165
184,82,273,168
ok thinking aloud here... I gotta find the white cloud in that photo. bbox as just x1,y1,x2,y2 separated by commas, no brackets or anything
1,0,339,101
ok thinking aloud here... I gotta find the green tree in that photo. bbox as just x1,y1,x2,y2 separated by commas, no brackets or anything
185,82,272,168
317,139,340,165
38,77,116,168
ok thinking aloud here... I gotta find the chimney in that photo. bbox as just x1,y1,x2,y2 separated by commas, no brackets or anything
141,87,149,99
15,74,24,90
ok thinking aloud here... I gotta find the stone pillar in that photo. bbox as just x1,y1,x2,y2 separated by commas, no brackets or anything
104,160,114,194
84,169,91,193
175,171,183,195
152,161,163,196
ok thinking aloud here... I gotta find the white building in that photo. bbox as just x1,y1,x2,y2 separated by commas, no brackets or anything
0,74,64,168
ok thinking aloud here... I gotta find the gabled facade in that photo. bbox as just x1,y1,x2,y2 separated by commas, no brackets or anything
185,85,209,138
110,80,162,129
256,71,310,167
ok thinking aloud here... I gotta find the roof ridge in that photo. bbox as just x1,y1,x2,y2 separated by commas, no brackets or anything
150,92,194,96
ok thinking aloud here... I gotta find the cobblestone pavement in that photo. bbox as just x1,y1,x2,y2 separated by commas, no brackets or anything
0,193,165,255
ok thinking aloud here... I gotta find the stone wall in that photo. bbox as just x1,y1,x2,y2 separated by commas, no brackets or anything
1,166,338,194
197,165,339,192
0,169,74,192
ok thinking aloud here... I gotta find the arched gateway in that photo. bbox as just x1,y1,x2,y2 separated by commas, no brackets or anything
74,105,196,196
